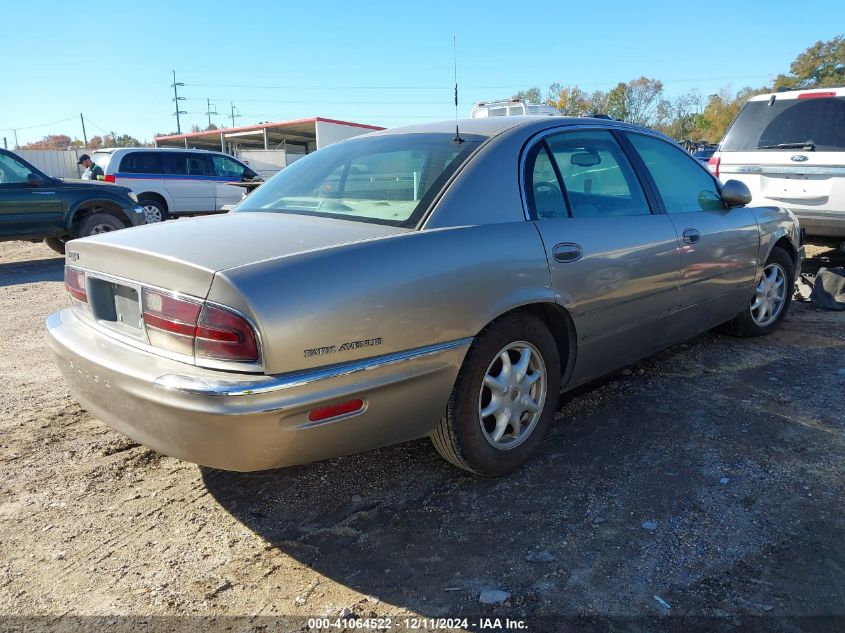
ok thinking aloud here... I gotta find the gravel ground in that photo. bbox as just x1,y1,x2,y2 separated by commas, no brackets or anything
0,238,843,632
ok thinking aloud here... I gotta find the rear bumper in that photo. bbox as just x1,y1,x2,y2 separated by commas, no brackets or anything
792,211,845,238
46,309,469,471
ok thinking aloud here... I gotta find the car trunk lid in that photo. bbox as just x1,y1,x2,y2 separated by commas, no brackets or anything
66,211,412,299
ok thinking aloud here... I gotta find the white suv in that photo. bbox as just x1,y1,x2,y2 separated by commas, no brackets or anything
91,148,260,222
709,87,845,241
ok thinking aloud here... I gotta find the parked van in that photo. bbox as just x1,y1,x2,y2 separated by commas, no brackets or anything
709,87,845,241
91,148,261,222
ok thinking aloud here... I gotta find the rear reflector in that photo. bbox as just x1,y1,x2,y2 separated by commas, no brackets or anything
707,156,720,178
64,267,87,302
797,91,836,99
308,399,365,422
103,175,116,183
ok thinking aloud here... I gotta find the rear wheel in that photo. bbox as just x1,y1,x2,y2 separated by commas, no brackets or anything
76,213,126,238
724,246,794,337
44,237,67,254
139,198,168,223
431,312,561,476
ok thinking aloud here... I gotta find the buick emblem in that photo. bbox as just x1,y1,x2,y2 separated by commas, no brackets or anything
791,155,808,162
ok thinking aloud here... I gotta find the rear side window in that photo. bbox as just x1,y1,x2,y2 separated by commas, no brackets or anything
164,153,211,176
627,133,723,213
722,96,845,151
119,152,163,174
91,152,112,171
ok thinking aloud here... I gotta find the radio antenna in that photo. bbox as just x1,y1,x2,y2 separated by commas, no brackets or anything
453,35,463,143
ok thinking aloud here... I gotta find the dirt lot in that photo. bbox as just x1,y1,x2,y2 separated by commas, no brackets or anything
1,239,843,632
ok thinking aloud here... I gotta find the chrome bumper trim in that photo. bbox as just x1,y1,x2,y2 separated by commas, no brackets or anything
153,337,474,397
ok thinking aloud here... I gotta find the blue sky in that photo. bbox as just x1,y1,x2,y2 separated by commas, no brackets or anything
1,0,842,146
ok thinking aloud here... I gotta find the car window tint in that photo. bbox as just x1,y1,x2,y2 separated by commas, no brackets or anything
722,96,845,152
545,130,650,218
627,133,723,213
528,146,567,219
119,152,163,174
0,153,34,184
212,155,246,178
165,153,209,177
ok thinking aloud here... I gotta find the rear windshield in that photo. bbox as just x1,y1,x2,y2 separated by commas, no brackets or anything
721,96,845,152
236,133,484,227
91,152,112,170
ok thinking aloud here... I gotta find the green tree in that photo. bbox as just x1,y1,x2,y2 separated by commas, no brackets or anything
605,77,664,126
774,35,844,89
511,87,543,103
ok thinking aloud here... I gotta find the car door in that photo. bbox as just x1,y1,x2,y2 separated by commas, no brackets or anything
163,152,215,213
0,152,63,238
210,154,251,210
624,133,760,332
525,128,683,385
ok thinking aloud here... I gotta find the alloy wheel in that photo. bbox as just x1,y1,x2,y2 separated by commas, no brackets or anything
750,263,787,327
478,341,547,450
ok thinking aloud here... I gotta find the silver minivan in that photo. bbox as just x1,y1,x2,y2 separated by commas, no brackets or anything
91,148,260,222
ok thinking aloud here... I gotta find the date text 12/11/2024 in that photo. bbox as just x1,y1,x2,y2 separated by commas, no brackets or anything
307,617,528,630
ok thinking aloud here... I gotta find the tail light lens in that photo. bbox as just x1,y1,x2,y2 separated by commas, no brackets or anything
103,175,116,183
707,156,720,178
142,288,259,364
196,304,259,362
142,288,202,356
65,267,87,302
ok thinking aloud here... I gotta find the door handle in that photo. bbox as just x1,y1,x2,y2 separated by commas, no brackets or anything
682,228,701,245
552,243,583,263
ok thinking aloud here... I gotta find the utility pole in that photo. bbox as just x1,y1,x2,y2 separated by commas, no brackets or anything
3,137,6,150
79,113,88,148
230,102,241,128
171,70,187,134
12,129,19,149
205,98,218,129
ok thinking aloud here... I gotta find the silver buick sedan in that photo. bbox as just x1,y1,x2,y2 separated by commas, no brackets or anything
46,117,804,476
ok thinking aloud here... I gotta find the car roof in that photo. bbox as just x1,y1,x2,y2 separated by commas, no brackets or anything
92,147,224,154
368,116,667,140
746,86,845,102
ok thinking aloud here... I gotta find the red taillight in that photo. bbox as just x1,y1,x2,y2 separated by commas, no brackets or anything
195,304,259,362
707,156,720,178
141,288,259,363
64,267,87,302
104,175,116,183
308,399,365,422
797,91,836,99
142,288,202,356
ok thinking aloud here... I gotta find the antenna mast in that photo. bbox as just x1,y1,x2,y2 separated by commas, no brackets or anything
453,36,463,143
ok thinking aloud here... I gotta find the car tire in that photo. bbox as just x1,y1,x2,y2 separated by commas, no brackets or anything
724,246,794,337
431,311,561,476
44,237,67,254
76,213,127,238
139,198,168,223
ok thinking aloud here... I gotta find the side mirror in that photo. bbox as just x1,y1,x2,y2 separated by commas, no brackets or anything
720,179,752,208
242,169,257,181
25,173,47,187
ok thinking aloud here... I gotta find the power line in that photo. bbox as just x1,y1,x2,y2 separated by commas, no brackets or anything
0,115,77,132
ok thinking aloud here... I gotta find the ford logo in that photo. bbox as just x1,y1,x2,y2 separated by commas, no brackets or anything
791,155,808,162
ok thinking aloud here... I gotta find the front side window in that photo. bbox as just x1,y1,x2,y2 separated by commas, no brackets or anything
212,155,247,178
527,129,651,219
627,133,723,213
119,152,163,174
237,133,483,227
0,153,35,185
